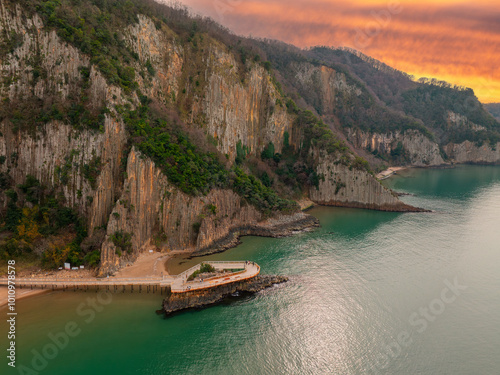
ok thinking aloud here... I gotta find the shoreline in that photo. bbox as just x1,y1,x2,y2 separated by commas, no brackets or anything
190,212,320,258
0,287,51,309
377,162,460,181
376,166,408,180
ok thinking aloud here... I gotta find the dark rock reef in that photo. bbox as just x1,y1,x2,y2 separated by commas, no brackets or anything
191,213,320,257
162,275,288,315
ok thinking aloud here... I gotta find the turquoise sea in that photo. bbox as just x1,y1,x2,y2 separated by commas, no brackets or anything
2,165,500,374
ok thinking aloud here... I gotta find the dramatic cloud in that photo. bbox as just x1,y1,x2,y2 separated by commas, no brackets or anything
177,0,500,103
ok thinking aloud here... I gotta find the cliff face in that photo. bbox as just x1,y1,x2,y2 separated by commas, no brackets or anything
293,63,362,115
124,15,183,105
0,1,127,232
203,49,293,162
347,127,500,166
100,148,318,275
309,152,420,211
122,15,293,163
442,112,500,164
347,129,445,167
445,141,500,164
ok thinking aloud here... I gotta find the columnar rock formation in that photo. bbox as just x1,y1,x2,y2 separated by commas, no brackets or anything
309,153,421,211
347,129,445,167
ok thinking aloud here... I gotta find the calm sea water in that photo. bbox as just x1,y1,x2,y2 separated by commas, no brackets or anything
2,165,500,375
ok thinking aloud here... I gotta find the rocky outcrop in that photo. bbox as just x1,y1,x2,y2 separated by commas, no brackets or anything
0,117,125,230
202,47,293,162
192,211,320,257
124,15,183,105
162,275,288,315
309,153,423,211
99,148,319,275
0,1,128,231
347,129,445,167
293,62,362,115
447,111,486,132
445,141,500,164
0,3,85,101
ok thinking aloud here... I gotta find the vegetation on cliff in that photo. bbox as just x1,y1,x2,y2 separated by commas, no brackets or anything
303,47,500,148
121,100,298,214
485,104,500,122
0,175,99,269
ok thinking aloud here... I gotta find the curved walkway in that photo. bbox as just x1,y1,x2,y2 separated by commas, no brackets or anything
0,261,260,294
170,261,260,293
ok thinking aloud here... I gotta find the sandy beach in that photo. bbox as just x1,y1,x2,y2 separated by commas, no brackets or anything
376,166,408,180
113,250,185,278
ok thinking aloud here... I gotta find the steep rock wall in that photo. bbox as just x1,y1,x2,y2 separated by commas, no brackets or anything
101,147,262,274
309,153,421,211
445,141,500,164
0,1,128,233
123,15,294,164
0,2,85,101
347,129,445,167
293,63,362,115
203,46,293,162
100,148,317,275
124,15,183,105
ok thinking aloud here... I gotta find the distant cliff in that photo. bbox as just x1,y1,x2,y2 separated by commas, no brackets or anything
484,103,500,122
259,45,500,168
309,151,423,211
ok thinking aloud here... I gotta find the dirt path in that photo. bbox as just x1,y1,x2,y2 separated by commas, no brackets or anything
113,250,190,278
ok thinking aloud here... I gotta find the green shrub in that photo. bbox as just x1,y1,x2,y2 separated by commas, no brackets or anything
192,222,201,234
82,155,102,189
261,142,275,160
188,262,216,280
111,231,132,255
235,140,248,165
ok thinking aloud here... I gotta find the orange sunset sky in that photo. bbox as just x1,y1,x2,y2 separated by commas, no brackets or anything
176,0,500,103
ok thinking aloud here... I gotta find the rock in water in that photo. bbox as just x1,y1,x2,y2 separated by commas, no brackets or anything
162,275,288,315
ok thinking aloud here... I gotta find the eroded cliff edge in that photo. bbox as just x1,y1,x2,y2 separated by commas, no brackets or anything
309,152,423,211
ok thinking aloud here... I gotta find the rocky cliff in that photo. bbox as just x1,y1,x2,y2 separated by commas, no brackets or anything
444,141,500,164
100,148,319,275
292,62,362,116
309,152,422,211
0,0,128,233
347,129,445,167
203,52,293,162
